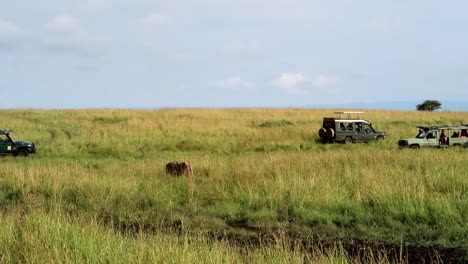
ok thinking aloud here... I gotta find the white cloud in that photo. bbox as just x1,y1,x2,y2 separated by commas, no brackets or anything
43,15,108,56
273,73,339,94
137,13,169,30
0,19,23,36
311,74,338,88
79,0,112,10
215,76,253,90
272,73,306,94
46,15,82,34
0,19,26,48
41,36,108,56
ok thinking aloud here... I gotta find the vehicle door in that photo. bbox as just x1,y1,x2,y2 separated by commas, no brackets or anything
335,122,348,142
0,135,13,154
423,130,438,147
361,123,376,142
353,122,366,142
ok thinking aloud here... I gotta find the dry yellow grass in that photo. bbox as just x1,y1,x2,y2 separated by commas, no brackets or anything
0,108,466,263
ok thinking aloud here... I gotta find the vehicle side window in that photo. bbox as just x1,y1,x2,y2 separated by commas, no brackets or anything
346,123,353,131
339,123,346,131
426,131,437,139
355,122,363,132
461,129,468,138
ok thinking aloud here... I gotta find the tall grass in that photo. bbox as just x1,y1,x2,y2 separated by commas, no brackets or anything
0,108,466,262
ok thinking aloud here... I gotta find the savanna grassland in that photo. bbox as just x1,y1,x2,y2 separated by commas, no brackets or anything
0,108,467,263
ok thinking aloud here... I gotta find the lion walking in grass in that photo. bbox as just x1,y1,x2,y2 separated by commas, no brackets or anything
166,161,193,177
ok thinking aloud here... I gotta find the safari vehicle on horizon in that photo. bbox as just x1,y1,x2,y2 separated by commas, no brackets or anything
398,125,468,149
318,112,386,144
0,129,36,157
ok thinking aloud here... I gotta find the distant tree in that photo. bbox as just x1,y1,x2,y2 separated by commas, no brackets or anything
416,100,442,111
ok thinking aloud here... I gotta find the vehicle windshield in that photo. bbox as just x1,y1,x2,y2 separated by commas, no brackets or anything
416,130,426,139
0,134,8,142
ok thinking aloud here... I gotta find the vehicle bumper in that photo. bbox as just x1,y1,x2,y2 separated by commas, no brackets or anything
28,144,36,153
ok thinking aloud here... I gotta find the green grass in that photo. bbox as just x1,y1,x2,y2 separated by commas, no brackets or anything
0,108,467,263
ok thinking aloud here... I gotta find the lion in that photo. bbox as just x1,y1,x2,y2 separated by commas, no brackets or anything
166,161,193,177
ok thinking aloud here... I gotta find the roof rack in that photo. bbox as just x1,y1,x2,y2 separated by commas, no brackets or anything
334,111,364,120
417,125,468,130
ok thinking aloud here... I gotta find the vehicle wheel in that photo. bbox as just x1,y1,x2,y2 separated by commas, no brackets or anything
410,144,419,149
453,144,461,147
376,136,384,141
344,137,353,144
17,149,29,157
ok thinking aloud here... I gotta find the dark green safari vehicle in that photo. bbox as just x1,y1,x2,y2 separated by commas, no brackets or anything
318,112,386,144
0,129,36,157
398,125,468,148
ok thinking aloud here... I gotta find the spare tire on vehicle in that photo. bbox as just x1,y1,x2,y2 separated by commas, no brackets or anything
318,128,327,138
325,128,335,139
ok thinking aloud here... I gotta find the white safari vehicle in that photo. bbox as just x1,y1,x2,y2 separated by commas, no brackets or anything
398,125,468,148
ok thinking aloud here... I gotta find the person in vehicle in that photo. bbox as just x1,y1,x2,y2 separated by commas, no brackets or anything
461,129,468,138
417,129,426,138
356,123,362,132
452,131,459,138
340,123,346,131
426,132,435,139
439,129,448,145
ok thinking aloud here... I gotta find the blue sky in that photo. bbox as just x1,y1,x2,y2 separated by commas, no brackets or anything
1,0,467,109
